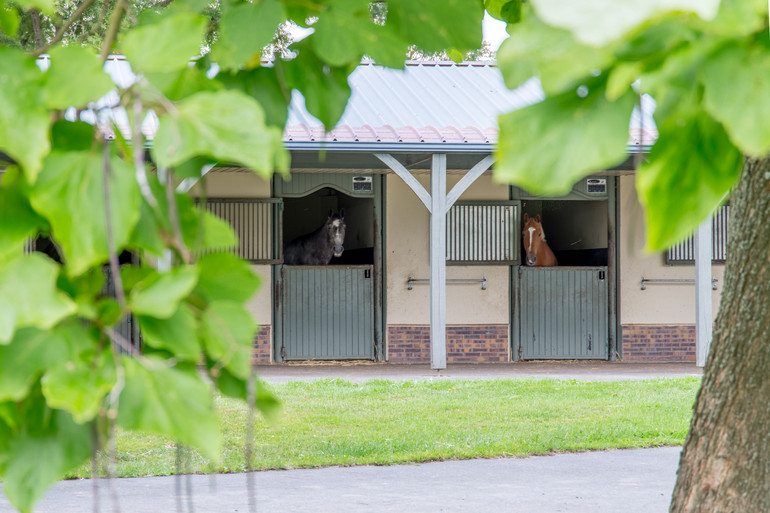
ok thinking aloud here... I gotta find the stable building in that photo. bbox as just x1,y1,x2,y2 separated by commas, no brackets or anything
190,61,725,365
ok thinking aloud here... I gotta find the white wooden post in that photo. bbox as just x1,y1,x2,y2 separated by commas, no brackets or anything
694,218,713,367
373,153,494,370
430,154,447,369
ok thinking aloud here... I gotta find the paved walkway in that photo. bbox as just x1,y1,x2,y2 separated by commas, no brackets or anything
1,447,682,513
0,363,697,512
254,361,702,384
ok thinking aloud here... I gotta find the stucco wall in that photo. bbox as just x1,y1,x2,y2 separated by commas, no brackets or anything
385,172,510,325
618,175,724,325
191,171,273,328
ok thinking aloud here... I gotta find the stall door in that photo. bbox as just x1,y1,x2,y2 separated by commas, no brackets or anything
517,267,608,359
278,265,374,360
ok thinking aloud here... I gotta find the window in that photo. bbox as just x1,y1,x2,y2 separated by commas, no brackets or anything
666,204,729,264
200,198,282,264
446,201,519,264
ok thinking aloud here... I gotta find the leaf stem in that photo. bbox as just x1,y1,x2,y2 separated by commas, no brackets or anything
102,138,127,310
165,169,192,264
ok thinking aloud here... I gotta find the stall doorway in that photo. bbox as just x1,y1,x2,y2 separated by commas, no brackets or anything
514,190,612,360
274,175,381,361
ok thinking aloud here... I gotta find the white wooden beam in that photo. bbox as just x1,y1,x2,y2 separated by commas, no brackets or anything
695,218,713,367
374,153,432,213
445,155,495,213
430,154,448,370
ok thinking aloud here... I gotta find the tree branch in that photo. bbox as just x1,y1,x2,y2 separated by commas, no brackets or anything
102,138,127,310
100,0,128,61
32,0,98,56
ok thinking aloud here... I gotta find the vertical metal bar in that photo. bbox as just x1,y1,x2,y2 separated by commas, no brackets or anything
430,154,447,370
695,217,713,367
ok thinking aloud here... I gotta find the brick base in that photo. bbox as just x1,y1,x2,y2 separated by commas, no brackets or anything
387,325,508,363
252,325,272,364
621,324,695,362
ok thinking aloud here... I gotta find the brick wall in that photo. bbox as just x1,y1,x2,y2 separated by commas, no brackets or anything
252,325,272,364
621,324,695,362
387,325,508,363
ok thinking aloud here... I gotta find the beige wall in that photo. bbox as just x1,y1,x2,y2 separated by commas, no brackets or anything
385,172,510,325
192,171,274,327
619,175,724,325
189,170,271,198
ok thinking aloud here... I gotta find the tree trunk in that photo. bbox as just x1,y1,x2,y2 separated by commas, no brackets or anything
670,156,770,512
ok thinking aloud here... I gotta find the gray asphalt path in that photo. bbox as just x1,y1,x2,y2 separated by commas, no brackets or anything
1,447,681,513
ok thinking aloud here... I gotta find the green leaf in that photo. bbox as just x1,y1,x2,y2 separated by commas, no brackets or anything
2,406,90,513
211,0,285,70
0,168,47,263
42,349,116,423
43,46,114,109
201,300,256,380
190,209,238,252
120,12,207,73
118,358,221,461
485,0,522,24
138,304,200,361
30,150,141,276
497,10,611,95
495,85,636,196
51,120,97,151
530,0,719,46
699,0,767,37
152,89,288,177
12,0,54,14
143,64,221,102
606,62,643,101
702,42,770,157
279,44,353,130
195,252,261,303
216,369,281,424
0,325,84,401
0,255,75,344
387,0,483,53
636,111,742,250
217,66,291,130
0,47,50,181
312,0,370,67
129,266,198,319
0,5,20,36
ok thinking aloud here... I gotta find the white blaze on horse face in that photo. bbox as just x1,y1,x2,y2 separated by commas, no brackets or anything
527,227,535,252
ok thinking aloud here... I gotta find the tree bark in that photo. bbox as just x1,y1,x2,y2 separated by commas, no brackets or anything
670,156,770,512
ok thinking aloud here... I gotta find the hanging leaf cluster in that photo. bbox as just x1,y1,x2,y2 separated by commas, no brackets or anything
0,1,485,511
493,0,769,249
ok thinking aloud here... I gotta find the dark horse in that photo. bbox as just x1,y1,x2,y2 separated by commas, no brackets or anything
522,213,557,267
283,209,346,265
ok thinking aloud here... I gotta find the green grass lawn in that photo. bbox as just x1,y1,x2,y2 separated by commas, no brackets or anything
70,377,700,478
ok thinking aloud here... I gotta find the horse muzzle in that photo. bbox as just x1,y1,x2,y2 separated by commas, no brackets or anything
333,245,344,257
525,255,537,266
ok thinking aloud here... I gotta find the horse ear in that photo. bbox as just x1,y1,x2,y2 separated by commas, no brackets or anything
339,208,345,220
535,214,541,223
523,213,529,223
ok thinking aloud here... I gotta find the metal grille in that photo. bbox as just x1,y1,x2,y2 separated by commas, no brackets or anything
446,201,519,264
201,199,281,263
666,205,729,264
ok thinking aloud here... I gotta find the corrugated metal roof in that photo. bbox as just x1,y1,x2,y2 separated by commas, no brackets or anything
34,56,658,150
285,61,658,148
285,61,545,145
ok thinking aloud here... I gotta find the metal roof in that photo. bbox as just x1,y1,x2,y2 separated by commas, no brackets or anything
34,56,658,152
285,61,658,150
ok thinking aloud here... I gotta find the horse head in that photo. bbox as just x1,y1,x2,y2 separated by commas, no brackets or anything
522,213,548,266
327,209,346,257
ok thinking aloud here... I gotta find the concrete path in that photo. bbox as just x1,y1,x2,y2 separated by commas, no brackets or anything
254,361,702,384
1,447,682,513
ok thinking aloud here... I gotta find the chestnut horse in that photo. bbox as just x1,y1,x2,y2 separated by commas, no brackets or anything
522,213,557,267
